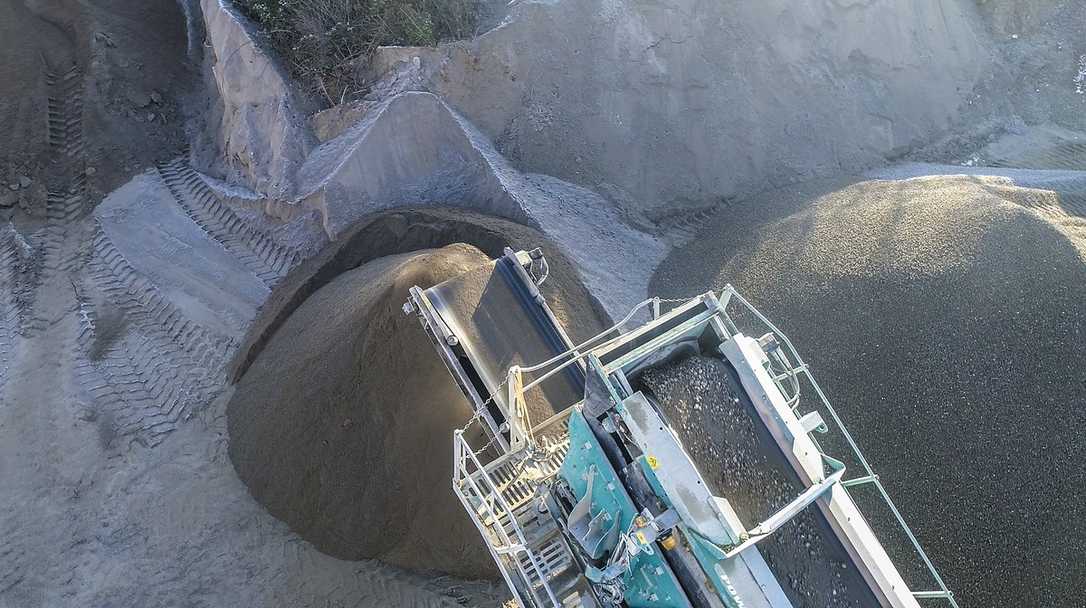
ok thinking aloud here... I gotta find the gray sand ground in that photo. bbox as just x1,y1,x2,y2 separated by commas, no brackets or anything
0,0,193,213
650,175,1086,608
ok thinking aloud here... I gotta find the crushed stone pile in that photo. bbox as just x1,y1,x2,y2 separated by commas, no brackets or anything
650,175,1086,608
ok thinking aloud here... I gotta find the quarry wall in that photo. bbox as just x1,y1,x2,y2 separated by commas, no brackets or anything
198,0,315,199
197,0,995,223
371,0,992,221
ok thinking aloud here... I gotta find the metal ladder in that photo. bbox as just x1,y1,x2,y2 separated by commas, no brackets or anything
492,438,586,603
459,416,591,607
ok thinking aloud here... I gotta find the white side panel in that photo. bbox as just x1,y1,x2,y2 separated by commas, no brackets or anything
721,335,921,608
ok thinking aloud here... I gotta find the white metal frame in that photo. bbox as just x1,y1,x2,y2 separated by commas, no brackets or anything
453,431,564,607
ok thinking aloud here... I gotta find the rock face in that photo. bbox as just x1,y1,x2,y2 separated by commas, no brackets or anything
190,3,669,318
972,1,1086,135
974,0,1066,36
198,0,316,198
370,0,990,220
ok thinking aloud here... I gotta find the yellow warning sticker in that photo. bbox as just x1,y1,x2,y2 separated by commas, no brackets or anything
646,455,659,470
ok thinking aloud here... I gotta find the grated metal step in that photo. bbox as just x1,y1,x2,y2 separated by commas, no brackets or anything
455,413,584,607
490,444,570,511
518,534,574,590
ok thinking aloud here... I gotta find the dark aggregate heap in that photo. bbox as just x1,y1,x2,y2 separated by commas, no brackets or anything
228,245,496,578
650,175,1086,607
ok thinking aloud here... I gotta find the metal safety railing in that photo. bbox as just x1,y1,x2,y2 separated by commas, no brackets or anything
452,430,562,607
502,295,682,449
716,285,960,607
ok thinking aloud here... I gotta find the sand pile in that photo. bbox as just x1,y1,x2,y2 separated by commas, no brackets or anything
651,175,1086,608
228,244,493,578
228,238,606,579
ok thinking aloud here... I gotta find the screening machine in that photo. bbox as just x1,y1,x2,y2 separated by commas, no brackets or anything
404,248,958,608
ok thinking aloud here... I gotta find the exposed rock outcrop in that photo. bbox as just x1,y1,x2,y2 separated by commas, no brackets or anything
198,0,316,198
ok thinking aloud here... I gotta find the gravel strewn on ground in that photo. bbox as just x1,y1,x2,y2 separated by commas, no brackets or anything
649,175,1086,608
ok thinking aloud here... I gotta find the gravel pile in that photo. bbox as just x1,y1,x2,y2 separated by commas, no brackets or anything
650,175,1086,608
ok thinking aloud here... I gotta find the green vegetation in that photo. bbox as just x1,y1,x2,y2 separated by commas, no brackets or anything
234,0,479,105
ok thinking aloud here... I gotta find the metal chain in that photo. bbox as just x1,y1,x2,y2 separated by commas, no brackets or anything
471,431,503,457
457,377,511,457
458,377,508,433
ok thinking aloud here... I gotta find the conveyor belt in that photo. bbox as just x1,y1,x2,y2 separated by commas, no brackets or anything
638,355,883,608
422,255,585,425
